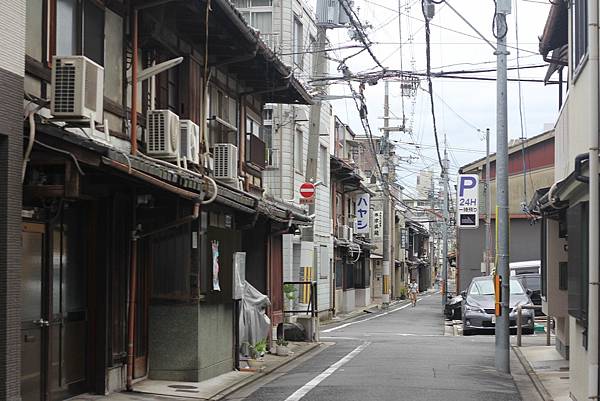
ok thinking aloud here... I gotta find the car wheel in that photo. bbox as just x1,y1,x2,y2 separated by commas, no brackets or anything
462,322,473,336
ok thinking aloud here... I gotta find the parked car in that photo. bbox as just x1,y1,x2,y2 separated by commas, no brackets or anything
516,273,543,315
509,260,541,275
461,276,535,336
510,260,542,316
444,294,463,320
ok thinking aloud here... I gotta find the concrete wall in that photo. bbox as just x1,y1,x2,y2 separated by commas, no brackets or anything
148,303,234,382
457,219,541,292
569,317,588,401
0,0,25,397
542,219,569,357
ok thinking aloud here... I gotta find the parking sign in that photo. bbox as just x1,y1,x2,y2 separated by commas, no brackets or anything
457,174,479,228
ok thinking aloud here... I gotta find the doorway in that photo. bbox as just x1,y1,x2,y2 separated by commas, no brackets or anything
21,208,89,401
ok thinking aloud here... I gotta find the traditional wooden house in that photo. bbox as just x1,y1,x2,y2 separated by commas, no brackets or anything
16,0,311,399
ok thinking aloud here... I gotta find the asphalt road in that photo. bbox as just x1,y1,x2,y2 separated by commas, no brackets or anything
228,293,523,401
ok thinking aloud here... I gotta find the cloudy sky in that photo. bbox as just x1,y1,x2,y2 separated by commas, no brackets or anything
309,0,558,199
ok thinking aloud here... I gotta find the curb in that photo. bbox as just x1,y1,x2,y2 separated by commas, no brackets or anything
320,299,410,329
211,342,322,400
511,346,554,401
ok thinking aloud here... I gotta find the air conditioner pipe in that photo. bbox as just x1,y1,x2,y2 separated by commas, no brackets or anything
574,152,590,183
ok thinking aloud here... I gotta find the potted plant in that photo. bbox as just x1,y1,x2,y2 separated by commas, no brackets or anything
398,285,407,300
283,283,297,311
247,338,268,369
275,337,289,356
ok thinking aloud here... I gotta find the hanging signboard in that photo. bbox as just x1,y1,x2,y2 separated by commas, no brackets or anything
355,193,370,234
457,174,479,228
400,228,408,249
373,211,383,239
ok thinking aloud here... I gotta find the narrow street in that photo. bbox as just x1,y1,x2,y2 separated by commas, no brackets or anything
228,294,522,401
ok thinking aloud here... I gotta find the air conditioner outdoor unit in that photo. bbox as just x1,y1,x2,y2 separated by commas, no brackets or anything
338,225,349,241
213,143,238,180
51,55,104,124
180,120,200,165
147,110,180,159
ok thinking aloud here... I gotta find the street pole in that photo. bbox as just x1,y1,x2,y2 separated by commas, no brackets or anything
382,81,391,308
484,128,491,275
442,150,449,307
494,1,511,374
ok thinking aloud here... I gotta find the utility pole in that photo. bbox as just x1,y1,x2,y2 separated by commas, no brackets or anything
494,0,511,374
382,81,391,308
442,149,449,307
484,128,491,275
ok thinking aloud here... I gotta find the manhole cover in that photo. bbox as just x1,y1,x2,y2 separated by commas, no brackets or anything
168,385,198,390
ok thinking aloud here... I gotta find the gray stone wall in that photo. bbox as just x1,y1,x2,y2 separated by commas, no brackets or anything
148,303,234,382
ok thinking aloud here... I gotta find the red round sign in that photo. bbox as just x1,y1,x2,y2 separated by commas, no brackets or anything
299,182,316,198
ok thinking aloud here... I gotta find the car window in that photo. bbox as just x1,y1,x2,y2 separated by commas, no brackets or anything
469,280,494,295
520,276,541,291
510,279,525,294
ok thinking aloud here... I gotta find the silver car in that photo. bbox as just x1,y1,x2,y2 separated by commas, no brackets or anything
461,276,535,335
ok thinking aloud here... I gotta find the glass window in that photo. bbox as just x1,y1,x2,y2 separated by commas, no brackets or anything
295,129,304,173
319,145,328,185
571,0,588,75
293,17,303,68
83,0,104,65
251,12,272,33
56,0,78,56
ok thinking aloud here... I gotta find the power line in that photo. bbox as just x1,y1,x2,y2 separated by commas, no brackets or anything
421,0,444,171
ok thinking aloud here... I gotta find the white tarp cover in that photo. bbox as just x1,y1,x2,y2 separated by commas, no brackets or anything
239,282,271,355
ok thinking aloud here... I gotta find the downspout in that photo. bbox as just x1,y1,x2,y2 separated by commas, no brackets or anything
130,8,139,155
126,192,138,391
589,0,600,399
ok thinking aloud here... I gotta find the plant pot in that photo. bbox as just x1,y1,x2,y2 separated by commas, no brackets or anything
400,295,406,300
276,345,289,356
247,358,265,369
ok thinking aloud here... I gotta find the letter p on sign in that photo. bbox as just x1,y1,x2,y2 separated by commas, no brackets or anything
459,176,477,196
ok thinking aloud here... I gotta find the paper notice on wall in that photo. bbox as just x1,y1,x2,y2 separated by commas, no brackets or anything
212,240,221,291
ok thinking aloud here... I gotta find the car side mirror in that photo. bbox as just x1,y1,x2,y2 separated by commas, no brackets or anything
526,289,533,296
461,290,467,298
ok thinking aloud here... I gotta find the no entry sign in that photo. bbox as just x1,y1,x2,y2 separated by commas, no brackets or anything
299,182,316,199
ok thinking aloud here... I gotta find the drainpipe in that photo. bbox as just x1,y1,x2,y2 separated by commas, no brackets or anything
130,8,139,155
588,0,599,399
126,193,138,391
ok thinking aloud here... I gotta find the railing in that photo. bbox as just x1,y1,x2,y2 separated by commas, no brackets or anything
283,281,318,318
516,305,552,347
259,33,281,54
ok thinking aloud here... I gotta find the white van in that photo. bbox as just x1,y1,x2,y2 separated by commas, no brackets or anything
509,260,541,276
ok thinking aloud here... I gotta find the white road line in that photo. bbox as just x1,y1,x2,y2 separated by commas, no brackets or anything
283,342,371,401
322,294,433,333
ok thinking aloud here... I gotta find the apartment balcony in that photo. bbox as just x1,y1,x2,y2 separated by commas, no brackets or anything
259,33,281,54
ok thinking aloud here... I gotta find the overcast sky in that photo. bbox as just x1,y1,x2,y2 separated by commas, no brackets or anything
309,0,557,198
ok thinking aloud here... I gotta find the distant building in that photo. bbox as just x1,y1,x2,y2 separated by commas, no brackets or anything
456,130,555,293
416,170,434,199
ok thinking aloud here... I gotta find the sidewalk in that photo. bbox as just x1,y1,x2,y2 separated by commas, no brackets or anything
68,341,320,401
512,334,570,401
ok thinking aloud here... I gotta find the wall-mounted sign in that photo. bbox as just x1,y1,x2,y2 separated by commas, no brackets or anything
457,174,479,228
355,193,370,234
299,182,316,204
400,228,408,249
373,211,383,239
